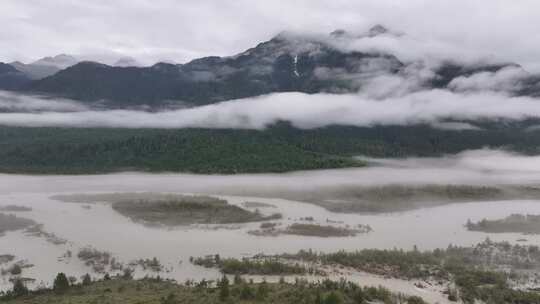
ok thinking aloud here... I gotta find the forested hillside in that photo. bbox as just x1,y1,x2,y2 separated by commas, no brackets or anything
0,123,538,174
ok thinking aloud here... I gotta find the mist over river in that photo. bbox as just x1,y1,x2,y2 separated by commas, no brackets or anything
1,149,540,302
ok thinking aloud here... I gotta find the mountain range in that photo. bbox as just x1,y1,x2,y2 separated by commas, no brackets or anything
2,25,539,107
1,26,540,174
8,54,78,80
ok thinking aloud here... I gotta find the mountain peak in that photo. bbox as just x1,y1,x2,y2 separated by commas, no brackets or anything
329,29,347,38
368,24,389,37
114,57,140,67
151,62,180,73
32,54,78,69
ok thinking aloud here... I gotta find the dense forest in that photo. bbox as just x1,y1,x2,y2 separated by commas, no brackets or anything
0,122,539,174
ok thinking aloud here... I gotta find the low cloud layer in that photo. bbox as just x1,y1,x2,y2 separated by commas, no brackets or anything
0,91,88,112
0,89,540,129
448,66,529,93
0,149,539,195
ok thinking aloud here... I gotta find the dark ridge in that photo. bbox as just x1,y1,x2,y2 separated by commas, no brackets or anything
0,62,32,90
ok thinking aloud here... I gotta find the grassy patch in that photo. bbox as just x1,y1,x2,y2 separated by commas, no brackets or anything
191,255,308,276
308,184,531,213
52,193,282,226
466,214,540,234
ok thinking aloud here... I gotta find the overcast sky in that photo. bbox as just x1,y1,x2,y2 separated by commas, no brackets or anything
2,0,540,70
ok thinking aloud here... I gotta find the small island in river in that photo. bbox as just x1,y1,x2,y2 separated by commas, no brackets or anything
466,214,540,234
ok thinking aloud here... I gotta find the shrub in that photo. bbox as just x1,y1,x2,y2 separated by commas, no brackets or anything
324,291,343,304
407,296,427,304
240,284,254,300
218,275,230,301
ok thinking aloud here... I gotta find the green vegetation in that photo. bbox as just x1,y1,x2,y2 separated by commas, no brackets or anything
191,254,316,277
52,193,282,226
310,184,508,213
289,240,540,278
131,257,163,272
4,241,540,303
77,247,123,274
112,197,281,226
53,273,70,294
10,280,28,298
249,223,370,237
292,184,540,213
52,186,540,216
77,248,112,270
467,214,540,234
51,193,197,204
218,258,306,276
191,255,307,276
0,125,364,174
0,275,425,304
1,123,540,174
242,202,277,209
288,248,440,279
282,240,540,303
283,223,369,237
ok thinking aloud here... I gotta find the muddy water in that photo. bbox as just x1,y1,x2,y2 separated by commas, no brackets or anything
2,150,540,302
1,190,539,301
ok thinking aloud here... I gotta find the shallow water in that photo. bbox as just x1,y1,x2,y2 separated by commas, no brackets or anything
1,151,540,302
1,191,540,292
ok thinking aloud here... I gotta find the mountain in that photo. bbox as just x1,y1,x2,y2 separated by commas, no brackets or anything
0,63,31,90
7,26,539,106
9,61,61,80
113,56,140,67
7,54,79,80
25,33,405,106
32,54,78,69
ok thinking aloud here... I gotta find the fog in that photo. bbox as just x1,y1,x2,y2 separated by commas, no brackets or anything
3,3,540,300
1,150,540,297
3,34,540,129
448,66,529,92
3,25,540,129
1,88,540,129
0,149,538,196
0,91,88,112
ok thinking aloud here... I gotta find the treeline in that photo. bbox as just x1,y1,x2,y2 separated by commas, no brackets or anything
0,122,539,173
0,272,427,304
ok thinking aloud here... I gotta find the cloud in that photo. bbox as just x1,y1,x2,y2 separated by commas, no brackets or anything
2,1,540,71
0,89,539,129
0,91,88,112
428,122,481,131
448,66,529,92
